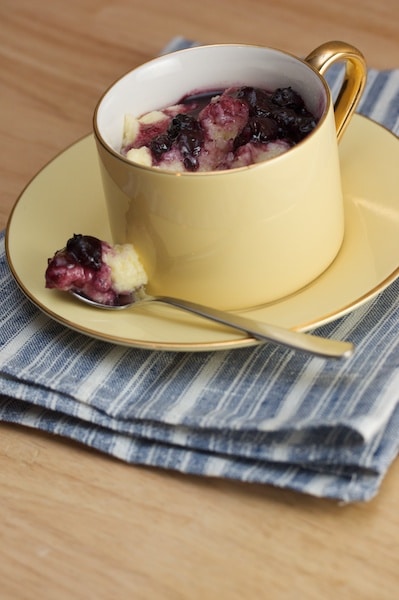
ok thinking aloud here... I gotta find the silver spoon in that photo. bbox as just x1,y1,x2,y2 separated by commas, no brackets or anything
70,288,354,359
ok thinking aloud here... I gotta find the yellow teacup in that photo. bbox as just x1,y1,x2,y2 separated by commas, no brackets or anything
94,42,366,310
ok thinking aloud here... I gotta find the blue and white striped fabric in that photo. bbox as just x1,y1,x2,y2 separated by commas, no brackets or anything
1,40,399,503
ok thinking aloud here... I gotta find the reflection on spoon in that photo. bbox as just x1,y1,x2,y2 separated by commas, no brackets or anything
70,288,354,360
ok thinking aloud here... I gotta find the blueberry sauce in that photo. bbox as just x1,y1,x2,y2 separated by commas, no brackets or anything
45,234,120,306
124,86,318,171
66,234,102,270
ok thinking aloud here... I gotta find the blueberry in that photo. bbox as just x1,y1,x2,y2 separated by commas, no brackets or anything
234,86,258,108
148,114,205,168
149,134,172,159
234,115,280,149
162,114,204,171
178,129,203,171
250,116,279,142
66,234,102,270
272,87,305,109
168,114,198,138
292,114,317,141
272,108,298,129
234,87,274,117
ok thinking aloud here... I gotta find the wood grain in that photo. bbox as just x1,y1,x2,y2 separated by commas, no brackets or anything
1,2,399,598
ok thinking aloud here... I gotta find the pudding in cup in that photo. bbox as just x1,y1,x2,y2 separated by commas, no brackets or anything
93,42,366,310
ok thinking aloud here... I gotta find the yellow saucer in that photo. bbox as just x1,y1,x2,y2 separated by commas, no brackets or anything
6,115,399,351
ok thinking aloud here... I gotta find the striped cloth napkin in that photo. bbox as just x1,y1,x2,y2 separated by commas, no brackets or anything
1,39,399,503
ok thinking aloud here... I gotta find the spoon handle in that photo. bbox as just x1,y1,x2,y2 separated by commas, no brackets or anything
156,296,354,359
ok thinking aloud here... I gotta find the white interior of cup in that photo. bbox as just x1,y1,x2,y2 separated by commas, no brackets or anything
95,44,328,152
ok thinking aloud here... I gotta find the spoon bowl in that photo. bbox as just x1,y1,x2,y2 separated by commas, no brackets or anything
70,288,354,359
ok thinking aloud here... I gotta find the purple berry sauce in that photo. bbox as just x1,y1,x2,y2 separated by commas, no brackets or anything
45,234,122,306
121,86,318,171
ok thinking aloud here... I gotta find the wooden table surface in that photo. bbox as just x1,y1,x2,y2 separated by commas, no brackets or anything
1,1,399,598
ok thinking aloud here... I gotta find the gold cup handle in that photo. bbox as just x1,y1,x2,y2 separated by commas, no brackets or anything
305,41,367,141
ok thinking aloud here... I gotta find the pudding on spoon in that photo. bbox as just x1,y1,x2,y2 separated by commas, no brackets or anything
45,234,354,359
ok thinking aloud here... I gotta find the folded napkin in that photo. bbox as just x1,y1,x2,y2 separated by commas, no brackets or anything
1,39,399,503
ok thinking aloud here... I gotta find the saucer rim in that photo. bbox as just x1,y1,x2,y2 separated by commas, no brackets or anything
5,114,399,351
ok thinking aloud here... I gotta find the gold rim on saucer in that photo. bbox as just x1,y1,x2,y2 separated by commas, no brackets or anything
5,115,399,351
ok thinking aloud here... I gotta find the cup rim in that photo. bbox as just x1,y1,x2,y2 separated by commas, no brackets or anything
93,43,332,176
